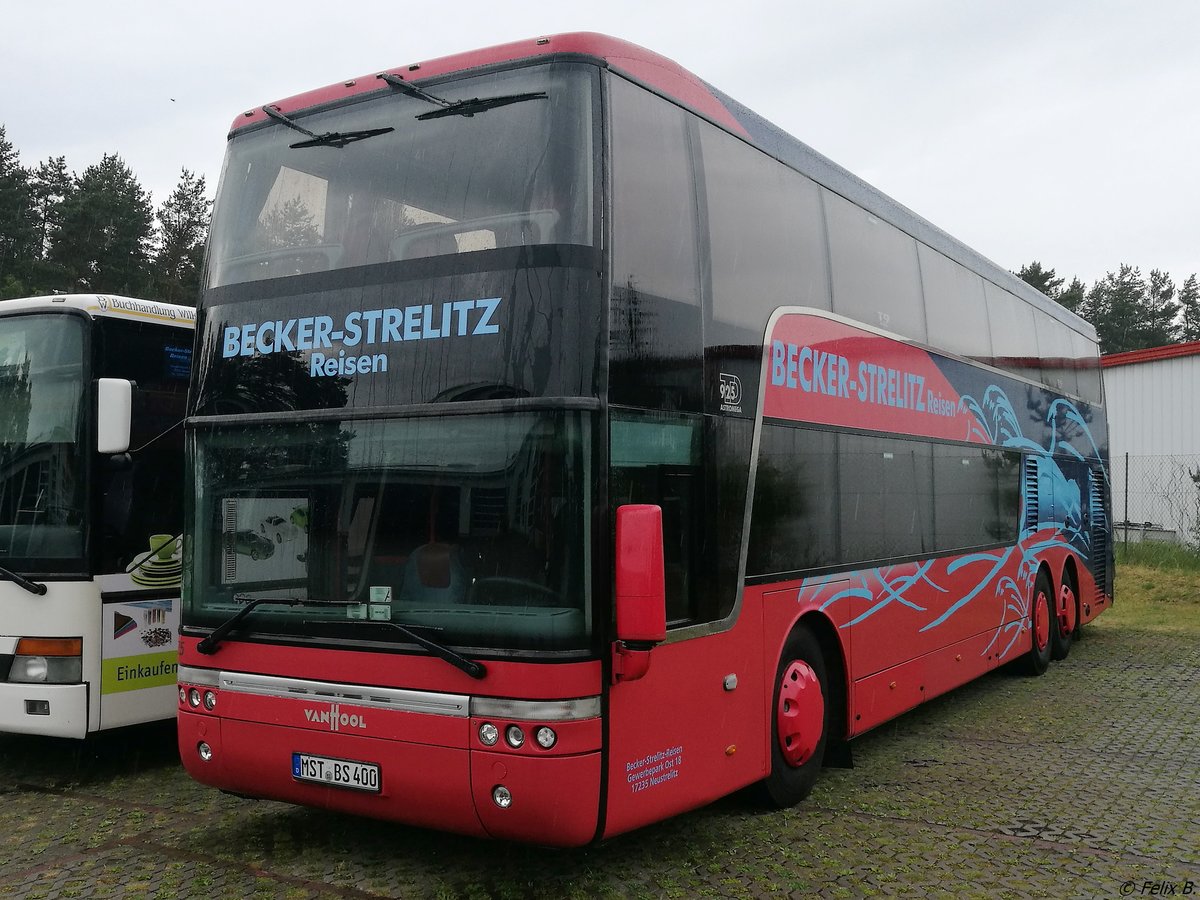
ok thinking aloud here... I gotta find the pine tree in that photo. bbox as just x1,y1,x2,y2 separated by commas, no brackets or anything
1143,269,1180,347
50,153,154,295
0,124,36,297
1016,261,1088,316
153,168,211,305
25,155,73,294
29,156,71,259
1016,261,1064,299
1056,277,1086,315
1179,274,1200,343
1083,265,1147,354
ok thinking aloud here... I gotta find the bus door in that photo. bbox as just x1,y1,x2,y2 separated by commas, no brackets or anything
603,411,766,837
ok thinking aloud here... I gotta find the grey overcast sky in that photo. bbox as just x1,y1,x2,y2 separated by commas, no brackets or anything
3,0,1196,288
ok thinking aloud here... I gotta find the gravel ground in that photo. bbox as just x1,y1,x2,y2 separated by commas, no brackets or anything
1,615,1196,899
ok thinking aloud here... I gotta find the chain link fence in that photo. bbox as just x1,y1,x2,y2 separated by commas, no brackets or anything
1110,453,1200,554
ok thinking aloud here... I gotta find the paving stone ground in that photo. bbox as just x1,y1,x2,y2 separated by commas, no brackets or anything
1,614,1196,899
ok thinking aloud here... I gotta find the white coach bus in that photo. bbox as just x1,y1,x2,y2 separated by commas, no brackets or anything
0,295,194,737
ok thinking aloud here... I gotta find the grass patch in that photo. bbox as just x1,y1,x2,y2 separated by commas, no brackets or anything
1116,540,1200,572
1103,558,1200,633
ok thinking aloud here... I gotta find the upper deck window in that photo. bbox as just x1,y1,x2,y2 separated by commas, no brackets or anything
206,63,596,288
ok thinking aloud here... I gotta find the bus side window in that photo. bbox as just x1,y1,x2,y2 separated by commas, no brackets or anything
94,318,189,574
608,75,703,413
610,411,703,626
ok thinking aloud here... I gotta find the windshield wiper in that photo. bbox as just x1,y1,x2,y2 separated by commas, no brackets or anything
196,596,358,655
324,618,487,680
262,105,394,149
0,563,47,596
376,72,546,120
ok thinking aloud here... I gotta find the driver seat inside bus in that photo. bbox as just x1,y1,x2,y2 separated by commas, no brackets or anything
400,540,469,604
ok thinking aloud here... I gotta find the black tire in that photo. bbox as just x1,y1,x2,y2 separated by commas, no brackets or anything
1021,570,1054,676
758,627,830,808
1050,572,1078,661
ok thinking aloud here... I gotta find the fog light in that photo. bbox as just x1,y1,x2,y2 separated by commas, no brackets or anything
25,700,50,716
203,691,217,710
492,785,512,808
188,688,201,708
478,722,499,746
198,742,213,761
504,725,524,748
535,726,557,749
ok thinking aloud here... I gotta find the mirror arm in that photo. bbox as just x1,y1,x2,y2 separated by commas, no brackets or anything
611,640,654,684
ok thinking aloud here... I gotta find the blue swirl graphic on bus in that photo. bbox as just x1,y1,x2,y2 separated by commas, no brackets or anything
802,382,1107,662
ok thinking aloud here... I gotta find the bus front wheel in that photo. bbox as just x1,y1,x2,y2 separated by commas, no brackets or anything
759,627,829,808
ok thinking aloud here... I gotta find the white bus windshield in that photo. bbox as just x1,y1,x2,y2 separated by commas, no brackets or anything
0,315,86,567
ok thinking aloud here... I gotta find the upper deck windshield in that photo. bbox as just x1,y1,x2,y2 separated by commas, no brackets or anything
0,315,86,570
206,63,595,289
187,409,591,654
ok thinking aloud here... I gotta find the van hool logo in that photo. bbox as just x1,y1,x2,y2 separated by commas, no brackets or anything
303,703,367,732
719,372,743,414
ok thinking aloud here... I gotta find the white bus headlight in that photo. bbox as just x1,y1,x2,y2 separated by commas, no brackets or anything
9,638,83,684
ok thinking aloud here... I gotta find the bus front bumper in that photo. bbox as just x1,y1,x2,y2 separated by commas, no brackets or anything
178,709,602,846
0,682,89,738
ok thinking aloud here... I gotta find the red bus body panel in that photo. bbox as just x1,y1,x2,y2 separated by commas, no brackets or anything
178,640,603,845
604,597,768,838
230,32,749,139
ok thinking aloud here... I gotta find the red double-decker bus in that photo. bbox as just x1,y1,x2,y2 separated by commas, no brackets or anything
177,33,1112,845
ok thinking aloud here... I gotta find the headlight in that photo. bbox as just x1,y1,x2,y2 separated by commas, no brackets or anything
9,638,83,684
9,656,49,682
9,656,83,684
478,723,499,746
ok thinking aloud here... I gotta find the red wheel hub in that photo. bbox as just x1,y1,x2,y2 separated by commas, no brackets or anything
1058,584,1077,637
776,660,824,767
1034,590,1050,652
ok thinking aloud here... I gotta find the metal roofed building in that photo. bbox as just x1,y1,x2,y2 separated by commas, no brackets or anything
1102,341,1200,546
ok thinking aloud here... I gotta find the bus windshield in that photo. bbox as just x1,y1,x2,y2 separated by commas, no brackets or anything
0,315,86,568
188,409,591,653
206,62,595,289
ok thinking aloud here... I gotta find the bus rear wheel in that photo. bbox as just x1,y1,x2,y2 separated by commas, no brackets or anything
1050,575,1078,661
1021,571,1054,676
759,627,829,808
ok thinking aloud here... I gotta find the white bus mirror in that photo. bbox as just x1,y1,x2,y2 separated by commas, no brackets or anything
97,378,133,454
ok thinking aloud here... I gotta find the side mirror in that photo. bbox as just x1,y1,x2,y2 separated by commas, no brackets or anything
96,378,133,455
614,504,667,646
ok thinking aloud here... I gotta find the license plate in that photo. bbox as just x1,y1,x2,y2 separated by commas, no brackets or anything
292,753,381,793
